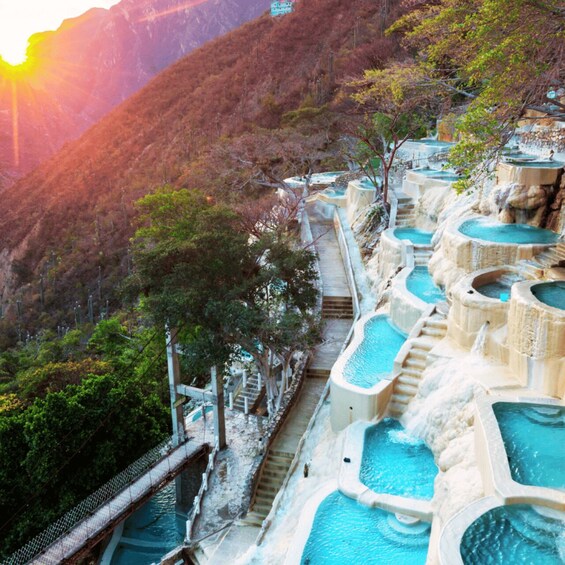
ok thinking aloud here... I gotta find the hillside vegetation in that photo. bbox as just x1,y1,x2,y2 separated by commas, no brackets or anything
0,0,403,341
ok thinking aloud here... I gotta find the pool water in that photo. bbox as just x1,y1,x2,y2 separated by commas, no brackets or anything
406,267,445,304
360,419,437,500
323,187,346,198
394,228,434,245
459,219,559,244
476,282,511,299
359,179,378,190
411,139,453,147
493,402,565,490
412,168,460,182
506,160,565,169
301,491,430,565
343,316,406,389
110,482,185,565
460,504,565,565
531,282,565,310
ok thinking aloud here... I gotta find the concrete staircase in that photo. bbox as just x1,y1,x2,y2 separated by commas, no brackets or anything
233,373,265,414
414,248,433,266
322,296,354,319
241,450,294,526
517,242,565,279
395,196,416,227
533,242,565,269
388,315,448,418
240,379,326,527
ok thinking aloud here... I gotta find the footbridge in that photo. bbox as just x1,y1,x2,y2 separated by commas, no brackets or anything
6,439,208,565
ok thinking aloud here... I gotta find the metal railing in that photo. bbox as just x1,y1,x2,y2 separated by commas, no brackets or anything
4,436,189,565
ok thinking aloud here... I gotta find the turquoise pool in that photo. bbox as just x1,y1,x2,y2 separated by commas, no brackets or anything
459,219,559,244
394,228,434,245
301,491,430,565
531,282,565,310
110,482,185,565
460,504,565,565
343,316,406,389
505,160,564,169
411,139,453,147
323,187,346,198
411,168,460,182
406,267,445,304
360,419,437,500
359,179,378,190
493,402,565,490
476,282,511,300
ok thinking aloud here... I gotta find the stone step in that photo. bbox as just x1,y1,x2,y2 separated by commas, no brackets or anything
267,452,293,464
392,393,412,405
421,327,446,338
399,367,422,379
395,382,418,396
252,503,272,517
388,402,405,416
265,459,291,472
398,374,421,387
257,484,280,496
427,319,447,330
405,358,426,370
306,368,330,378
240,512,264,527
409,348,428,360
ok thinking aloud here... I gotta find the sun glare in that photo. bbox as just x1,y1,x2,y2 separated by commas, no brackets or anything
1,47,28,67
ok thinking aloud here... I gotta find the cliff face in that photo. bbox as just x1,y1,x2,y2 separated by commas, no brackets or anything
0,0,270,183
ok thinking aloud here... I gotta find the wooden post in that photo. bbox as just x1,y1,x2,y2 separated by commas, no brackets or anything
211,366,227,450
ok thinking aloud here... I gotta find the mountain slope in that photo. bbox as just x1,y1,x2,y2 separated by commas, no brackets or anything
0,0,402,336
0,0,271,182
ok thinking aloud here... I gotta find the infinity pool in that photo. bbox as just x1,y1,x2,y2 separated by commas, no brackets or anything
343,316,406,389
459,219,559,244
460,504,565,565
531,282,565,310
406,267,445,304
359,179,378,190
394,228,434,245
360,419,437,500
493,402,565,490
301,491,430,565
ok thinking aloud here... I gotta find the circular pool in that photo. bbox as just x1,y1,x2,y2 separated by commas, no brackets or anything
531,281,565,310
460,504,565,565
394,228,434,245
459,218,559,245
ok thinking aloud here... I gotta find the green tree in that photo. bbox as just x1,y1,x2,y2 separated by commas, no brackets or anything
345,64,445,204
391,0,565,189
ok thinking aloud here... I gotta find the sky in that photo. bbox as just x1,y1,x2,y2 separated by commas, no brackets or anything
0,0,121,65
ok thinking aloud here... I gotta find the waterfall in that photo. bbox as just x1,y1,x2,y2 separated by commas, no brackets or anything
471,322,489,356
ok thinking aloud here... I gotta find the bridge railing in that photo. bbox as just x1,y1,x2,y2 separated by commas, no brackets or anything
6,436,179,565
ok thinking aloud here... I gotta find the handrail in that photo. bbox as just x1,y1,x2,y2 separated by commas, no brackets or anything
333,210,360,317
256,207,363,546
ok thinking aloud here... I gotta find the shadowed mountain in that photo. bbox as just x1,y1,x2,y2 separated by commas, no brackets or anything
0,0,271,184
0,0,402,336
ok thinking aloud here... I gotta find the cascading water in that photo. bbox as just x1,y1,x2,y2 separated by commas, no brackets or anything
470,322,489,356
400,356,487,523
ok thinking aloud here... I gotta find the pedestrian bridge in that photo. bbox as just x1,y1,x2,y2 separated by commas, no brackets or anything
7,439,208,565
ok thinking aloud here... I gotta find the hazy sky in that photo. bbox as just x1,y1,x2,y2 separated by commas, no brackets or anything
0,0,121,64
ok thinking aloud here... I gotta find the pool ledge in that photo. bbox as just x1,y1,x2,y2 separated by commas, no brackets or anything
475,395,565,509
330,312,402,432
283,481,338,565
338,421,433,521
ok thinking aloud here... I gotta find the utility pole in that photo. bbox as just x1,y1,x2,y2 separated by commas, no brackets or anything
166,327,187,447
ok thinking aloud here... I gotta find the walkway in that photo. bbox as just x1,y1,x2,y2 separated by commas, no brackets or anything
197,203,355,564
29,442,207,565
